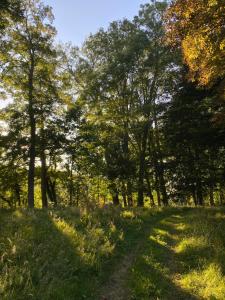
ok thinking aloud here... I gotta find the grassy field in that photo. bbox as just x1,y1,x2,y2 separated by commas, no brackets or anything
1,207,225,299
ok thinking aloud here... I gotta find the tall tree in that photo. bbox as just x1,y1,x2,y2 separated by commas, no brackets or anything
1,0,56,207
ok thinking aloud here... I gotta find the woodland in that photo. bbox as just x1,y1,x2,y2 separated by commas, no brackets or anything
0,0,225,299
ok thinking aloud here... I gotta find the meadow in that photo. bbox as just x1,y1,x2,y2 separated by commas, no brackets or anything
1,207,225,299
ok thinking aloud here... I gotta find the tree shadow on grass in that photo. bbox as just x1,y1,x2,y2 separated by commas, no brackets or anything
0,208,173,300
129,211,200,300
1,209,110,300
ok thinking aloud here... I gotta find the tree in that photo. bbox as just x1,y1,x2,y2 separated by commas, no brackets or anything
0,0,23,32
164,70,225,205
165,0,225,88
1,0,56,207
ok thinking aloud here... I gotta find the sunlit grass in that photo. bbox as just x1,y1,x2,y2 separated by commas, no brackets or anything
129,207,225,300
179,263,225,299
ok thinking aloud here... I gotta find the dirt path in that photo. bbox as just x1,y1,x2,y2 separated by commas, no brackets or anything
100,237,142,300
100,213,167,300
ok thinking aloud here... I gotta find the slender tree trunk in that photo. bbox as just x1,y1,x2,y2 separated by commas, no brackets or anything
14,182,21,207
156,185,161,207
219,186,224,205
76,184,80,207
138,124,149,207
122,182,127,207
50,180,57,205
112,193,120,206
109,182,120,206
122,193,127,207
196,179,204,206
40,125,48,208
122,115,133,207
158,166,168,206
40,150,48,208
209,186,214,206
146,174,155,206
46,177,57,206
153,100,168,206
28,54,36,208
127,181,133,207
69,160,73,206
192,187,197,206
149,131,161,207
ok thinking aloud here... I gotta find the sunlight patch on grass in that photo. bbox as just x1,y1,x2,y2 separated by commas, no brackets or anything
120,210,135,219
150,234,168,246
215,212,225,220
153,228,174,239
179,263,225,299
175,236,208,254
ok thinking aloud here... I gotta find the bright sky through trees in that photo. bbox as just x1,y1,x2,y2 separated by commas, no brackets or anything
43,0,147,45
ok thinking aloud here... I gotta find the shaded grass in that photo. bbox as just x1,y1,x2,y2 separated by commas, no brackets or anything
128,207,225,300
0,206,164,299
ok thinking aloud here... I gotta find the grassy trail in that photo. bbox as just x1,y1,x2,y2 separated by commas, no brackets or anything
127,210,198,300
101,208,225,300
100,209,196,300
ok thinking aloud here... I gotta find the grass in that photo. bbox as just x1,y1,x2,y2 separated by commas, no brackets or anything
128,207,225,300
0,207,225,299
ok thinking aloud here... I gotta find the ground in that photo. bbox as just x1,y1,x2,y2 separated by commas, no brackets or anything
1,207,225,299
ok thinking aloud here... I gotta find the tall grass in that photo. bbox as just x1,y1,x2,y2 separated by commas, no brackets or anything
0,207,158,299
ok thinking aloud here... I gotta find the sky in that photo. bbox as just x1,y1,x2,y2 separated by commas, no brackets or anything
43,0,148,46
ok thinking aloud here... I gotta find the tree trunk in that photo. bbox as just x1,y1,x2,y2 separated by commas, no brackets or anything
138,124,149,207
158,166,168,206
219,186,225,205
69,160,74,206
14,182,21,207
146,174,155,207
28,53,35,208
196,180,204,206
40,149,48,208
122,182,127,207
209,186,214,206
122,193,127,207
127,181,133,207
192,187,197,206
112,193,119,206
152,100,168,206
46,177,57,206
156,185,161,207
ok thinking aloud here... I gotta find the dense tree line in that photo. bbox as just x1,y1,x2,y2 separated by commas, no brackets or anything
0,0,224,208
